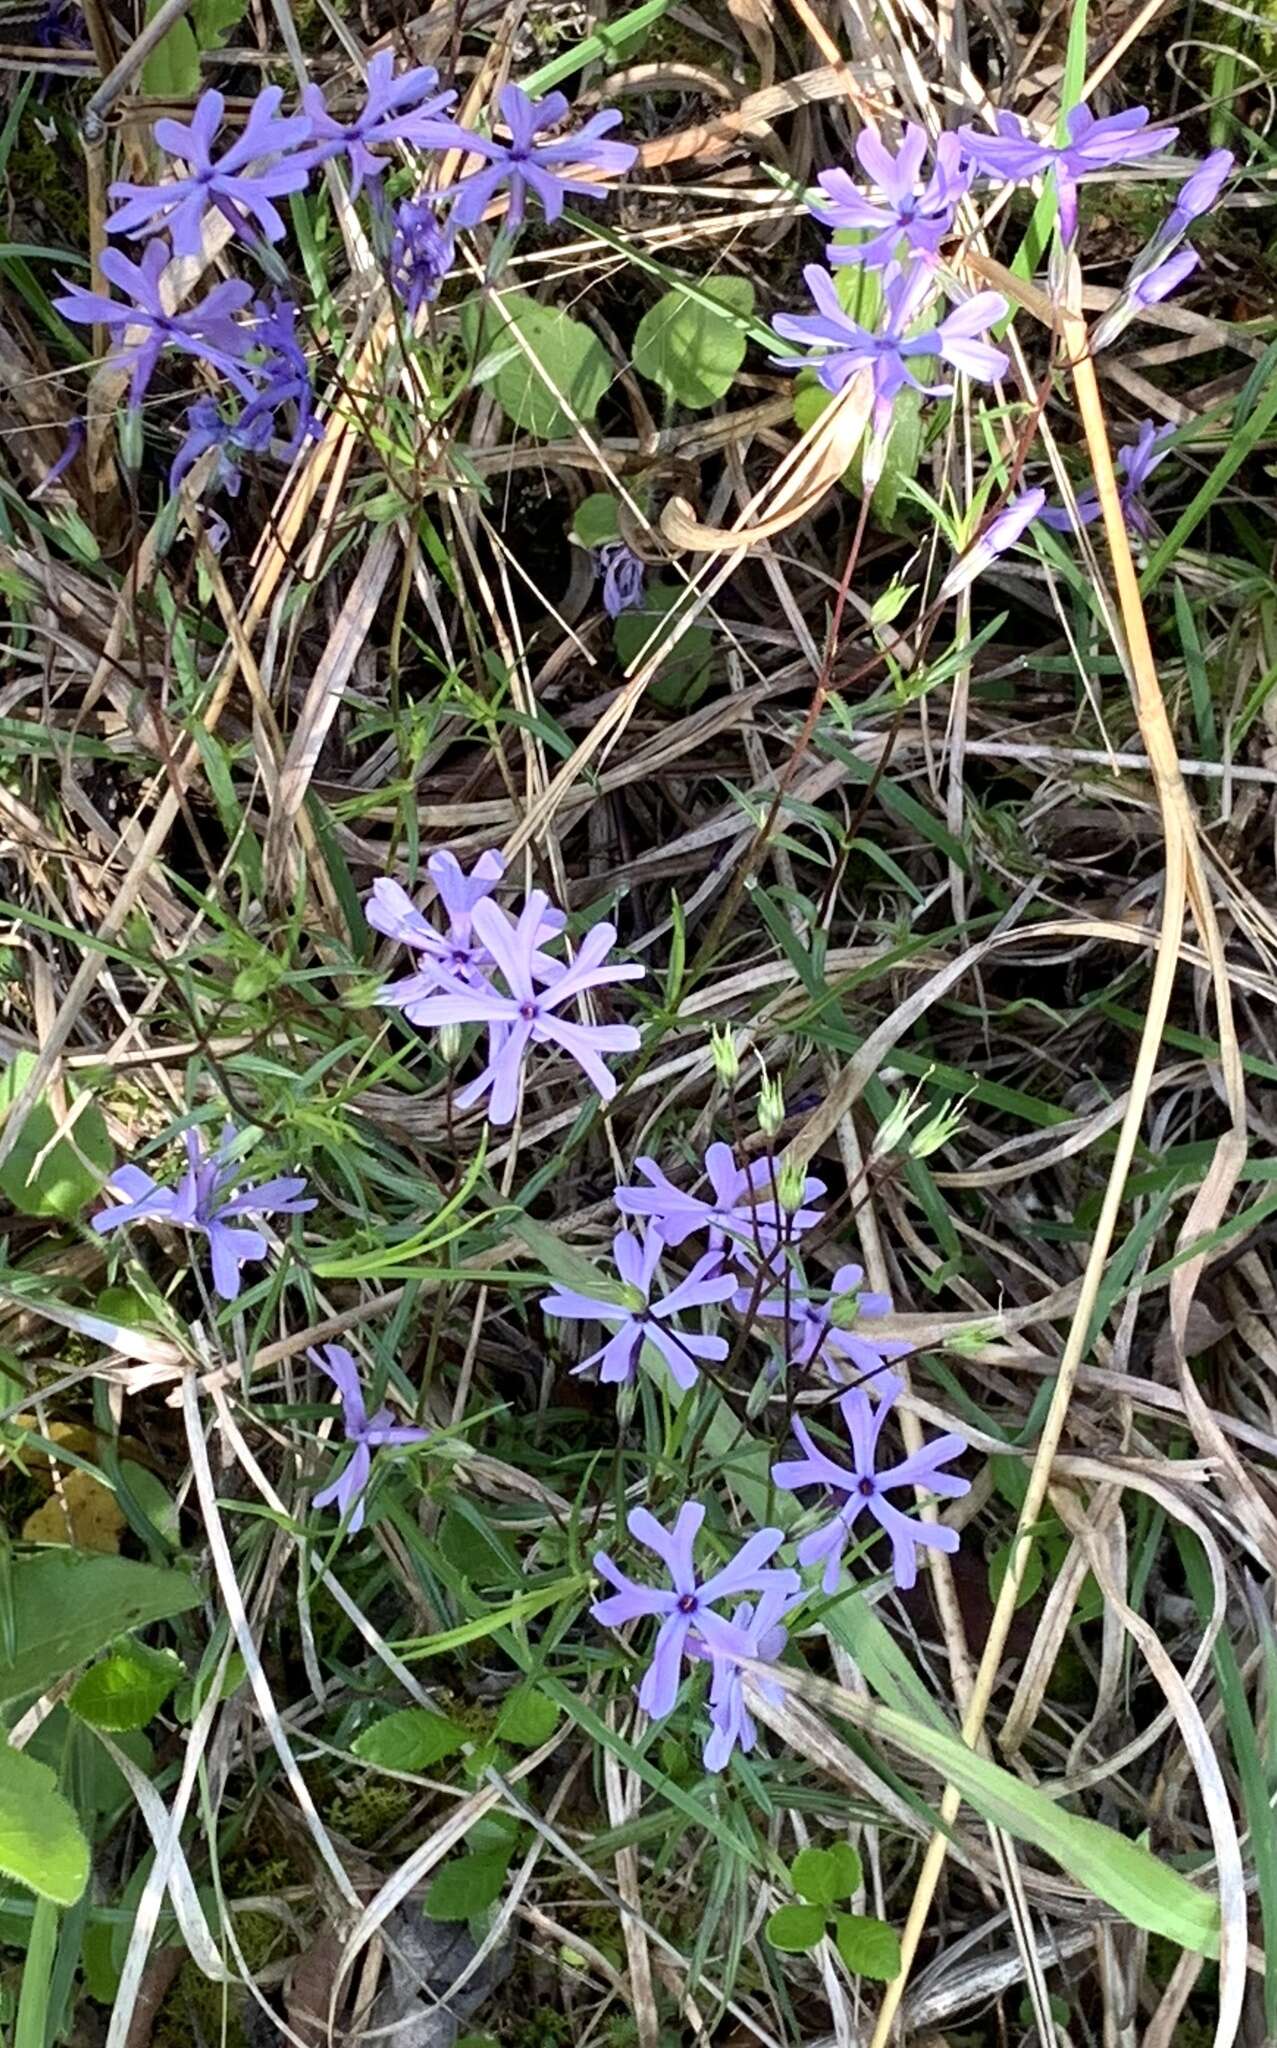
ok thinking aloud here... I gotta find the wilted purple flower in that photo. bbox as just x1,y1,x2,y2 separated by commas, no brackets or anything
92,1122,314,1300
937,485,1047,600
756,1262,912,1385
772,263,1008,437
32,414,85,499
958,103,1178,243
52,240,255,408
597,541,645,618
443,84,638,230
301,50,459,198
772,1375,969,1591
390,197,455,316
686,1586,798,1770
369,851,563,1013
591,1502,800,1718
310,1343,429,1534
811,126,969,270
615,1142,825,1262
34,0,88,48
170,394,273,496
541,1228,736,1390
1038,419,1175,538
406,892,643,1121
105,87,313,260
1091,245,1199,352
241,293,320,455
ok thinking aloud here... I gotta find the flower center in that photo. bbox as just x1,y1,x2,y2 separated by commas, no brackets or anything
676,1593,698,1614
518,1000,539,1021
857,1475,876,1497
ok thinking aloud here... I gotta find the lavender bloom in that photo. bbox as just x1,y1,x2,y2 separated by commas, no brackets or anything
169,394,272,496
32,415,84,499
772,263,1008,437
686,1586,797,1770
241,294,320,456
390,197,455,316
406,892,643,1120
1039,419,1175,537
52,240,254,408
937,486,1047,601
443,84,638,231
772,1375,969,1591
597,541,646,618
1167,148,1233,234
34,0,89,49
756,1262,912,1385
958,103,1178,243
590,1502,800,1719
92,1122,314,1301
301,51,460,199
368,851,563,1013
1091,245,1198,352
812,126,969,270
310,1343,428,1534
541,1228,736,1390
615,1142,825,1263
105,88,313,260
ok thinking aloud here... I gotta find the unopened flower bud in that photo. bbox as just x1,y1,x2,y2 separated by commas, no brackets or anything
776,1159,808,1213
910,1097,965,1158
439,1022,462,1064
758,1069,785,1138
710,1023,740,1088
828,1284,863,1330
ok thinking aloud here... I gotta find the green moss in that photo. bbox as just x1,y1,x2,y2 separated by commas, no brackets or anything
13,112,92,251
325,1775,415,1846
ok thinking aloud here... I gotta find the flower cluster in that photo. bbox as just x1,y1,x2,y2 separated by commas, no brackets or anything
368,849,643,1122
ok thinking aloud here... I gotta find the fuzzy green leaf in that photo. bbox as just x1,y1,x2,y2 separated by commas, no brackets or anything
0,1745,89,1906
0,1054,112,1219
0,1554,199,1708
463,293,611,440
424,1847,512,1921
493,1686,559,1748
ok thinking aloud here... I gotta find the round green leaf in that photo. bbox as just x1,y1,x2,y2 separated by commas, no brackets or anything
791,1845,839,1907
614,584,712,709
0,1743,89,1906
826,1841,864,1901
765,1903,827,1953
572,494,622,548
69,1641,183,1732
493,1686,559,1748
833,1912,902,1981
0,1054,112,1219
352,1707,466,1773
463,292,612,440
632,278,755,409
424,1847,512,1922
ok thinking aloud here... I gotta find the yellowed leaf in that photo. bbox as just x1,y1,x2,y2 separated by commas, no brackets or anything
23,1469,124,1553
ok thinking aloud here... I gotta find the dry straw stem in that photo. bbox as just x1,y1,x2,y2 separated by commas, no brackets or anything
860,272,1250,2048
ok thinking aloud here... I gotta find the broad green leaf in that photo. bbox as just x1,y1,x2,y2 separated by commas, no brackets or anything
352,1707,466,1773
0,1554,199,1708
614,583,712,709
424,1847,512,1921
833,1912,901,1981
140,0,199,94
69,1642,182,1732
493,1686,559,1749
462,292,612,440
0,1745,88,1906
572,494,621,547
632,277,754,409
791,1845,840,1907
765,1903,826,1952
826,1841,864,1901
0,1054,111,1219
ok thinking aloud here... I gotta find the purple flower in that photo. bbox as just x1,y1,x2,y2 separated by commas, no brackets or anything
51,239,254,408
390,197,455,316
540,1228,736,1390
597,542,646,618
686,1586,797,1770
772,263,1008,437
811,126,969,270
368,850,564,1013
772,1375,969,1591
32,415,85,499
443,84,638,231
301,50,460,199
169,394,272,497
310,1343,429,1534
405,893,643,1121
105,87,314,260
1167,148,1233,234
937,485,1047,600
241,294,320,456
1039,418,1175,537
34,0,88,49
755,1262,912,1385
92,1122,315,1301
1091,244,1199,353
590,1502,800,1718
615,1142,825,1263
958,103,1178,243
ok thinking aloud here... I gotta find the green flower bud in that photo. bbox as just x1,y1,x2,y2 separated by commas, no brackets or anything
758,1069,785,1138
776,1159,808,1213
710,1023,740,1087
439,1022,462,1064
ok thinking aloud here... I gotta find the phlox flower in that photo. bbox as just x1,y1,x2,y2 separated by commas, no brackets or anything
811,126,969,270
1090,244,1199,353
32,416,84,500
92,1122,314,1300
772,1375,969,1591
540,1228,736,1390
301,50,460,198
405,892,643,1121
105,87,314,259
590,1502,800,1718
390,197,455,315
772,263,1008,437
1039,419,1175,539
614,1141,825,1266
755,1262,912,1385
169,394,273,497
1165,148,1233,237
937,486,1047,602
686,1585,798,1770
958,102,1178,244
310,1343,429,1534
52,239,255,409
368,852,564,1015
442,84,638,230
241,294,321,456
596,542,646,618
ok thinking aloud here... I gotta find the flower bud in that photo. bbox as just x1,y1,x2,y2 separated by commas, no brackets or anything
828,1283,864,1330
776,1159,808,1213
758,1069,785,1138
910,1097,965,1158
439,1022,462,1064
710,1023,740,1088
